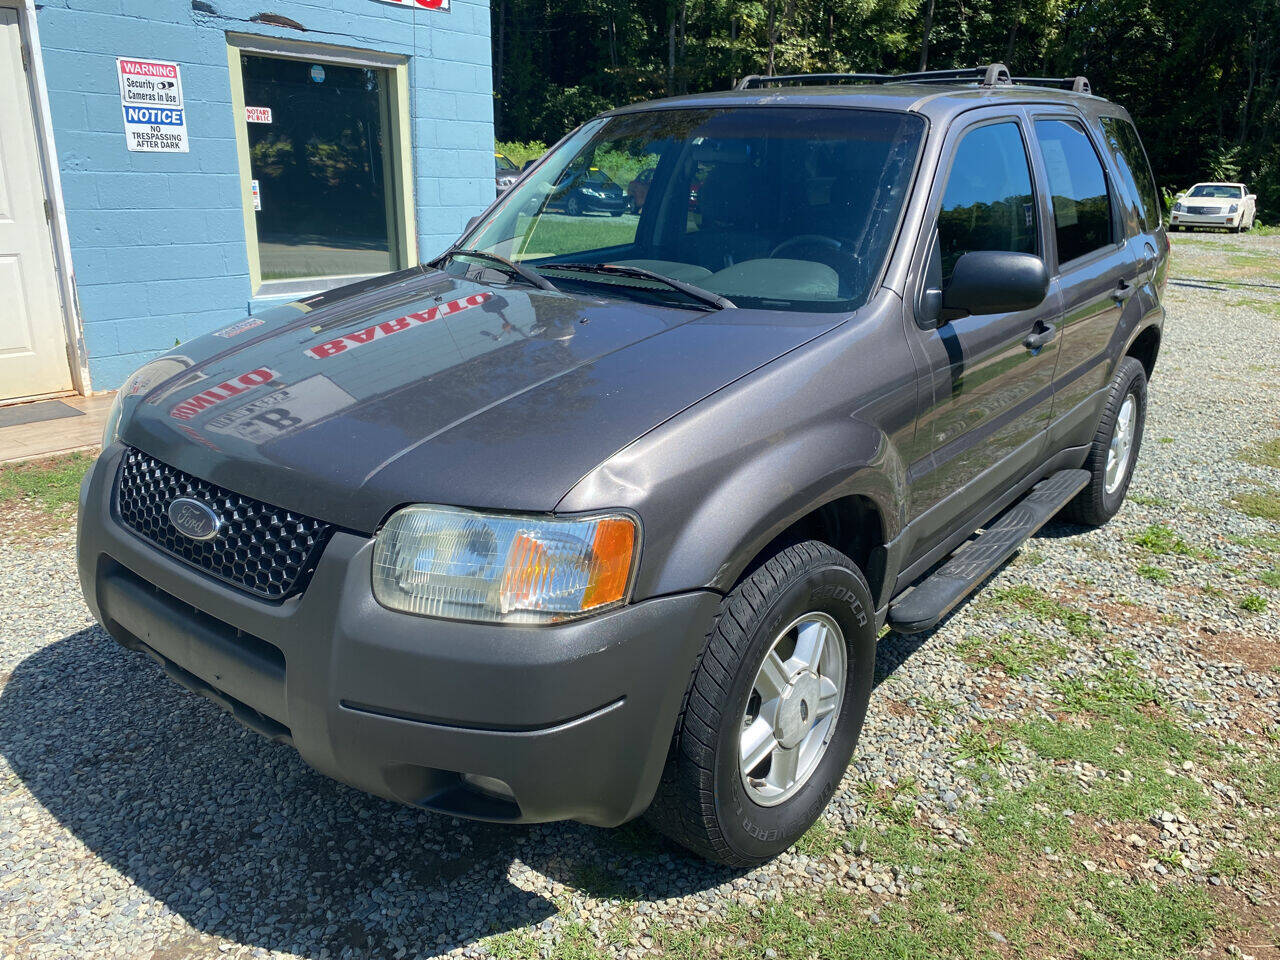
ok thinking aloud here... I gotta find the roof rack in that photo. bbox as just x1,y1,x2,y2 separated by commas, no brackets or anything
734,63,1092,96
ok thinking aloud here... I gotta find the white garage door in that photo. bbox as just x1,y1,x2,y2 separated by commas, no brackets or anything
0,7,71,402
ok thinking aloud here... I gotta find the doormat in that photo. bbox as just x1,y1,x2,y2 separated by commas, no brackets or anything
0,399,85,428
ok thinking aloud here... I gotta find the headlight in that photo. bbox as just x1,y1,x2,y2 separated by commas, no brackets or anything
1172,201,1184,212
102,356,192,446
372,505,639,623
1228,203,1239,213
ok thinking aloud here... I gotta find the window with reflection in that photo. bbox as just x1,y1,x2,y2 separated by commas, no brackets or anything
1034,119,1114,264
936,122,1037,278
240,54,398,282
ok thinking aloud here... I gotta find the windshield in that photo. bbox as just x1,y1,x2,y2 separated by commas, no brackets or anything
1188,184,1243,199
495,154,517,173
462,107,926,313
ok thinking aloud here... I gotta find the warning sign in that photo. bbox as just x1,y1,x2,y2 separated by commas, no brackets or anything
245,106,273,124
116,57,189,152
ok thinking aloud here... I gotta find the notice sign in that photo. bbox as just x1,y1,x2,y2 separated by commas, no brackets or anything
116,57,188,152
245,106,273,124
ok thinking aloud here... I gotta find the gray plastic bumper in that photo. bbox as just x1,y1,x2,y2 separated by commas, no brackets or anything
77,446,720,826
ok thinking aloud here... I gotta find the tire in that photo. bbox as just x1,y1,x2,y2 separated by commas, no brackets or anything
646,540,876,866
1063,355,1147,526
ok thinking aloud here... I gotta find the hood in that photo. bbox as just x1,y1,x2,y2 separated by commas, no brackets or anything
120,268,844,532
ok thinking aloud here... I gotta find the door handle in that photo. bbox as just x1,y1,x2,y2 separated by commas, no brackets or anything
1113,279,1136,301
1024,321,1057,352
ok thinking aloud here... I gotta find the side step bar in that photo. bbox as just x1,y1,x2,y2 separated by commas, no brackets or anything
887,468,1090,634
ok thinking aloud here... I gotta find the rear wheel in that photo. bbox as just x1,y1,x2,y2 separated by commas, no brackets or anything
646,541,876,866
1064,355,1147,526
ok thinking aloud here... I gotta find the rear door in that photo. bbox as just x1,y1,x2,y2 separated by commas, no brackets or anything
1026,112,1137,449
902,109,1060,553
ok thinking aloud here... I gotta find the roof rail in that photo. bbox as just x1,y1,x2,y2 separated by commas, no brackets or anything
735,63,1094,96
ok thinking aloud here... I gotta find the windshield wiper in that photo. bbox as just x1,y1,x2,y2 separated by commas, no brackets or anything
435,249,560,293
544,262,736,311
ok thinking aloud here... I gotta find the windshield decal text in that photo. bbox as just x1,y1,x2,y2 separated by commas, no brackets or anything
304,292,493,359
169,368,279,420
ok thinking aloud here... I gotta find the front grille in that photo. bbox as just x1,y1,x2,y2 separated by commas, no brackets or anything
1187,205,1220,215
115,447,333,600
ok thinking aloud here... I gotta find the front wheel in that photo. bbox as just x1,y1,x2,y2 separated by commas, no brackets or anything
646,541,876,866
1064,355,1147,526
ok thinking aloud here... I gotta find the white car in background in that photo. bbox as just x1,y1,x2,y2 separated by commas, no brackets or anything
1170,182,1257,232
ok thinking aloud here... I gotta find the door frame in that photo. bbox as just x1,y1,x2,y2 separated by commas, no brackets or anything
0,0,89,401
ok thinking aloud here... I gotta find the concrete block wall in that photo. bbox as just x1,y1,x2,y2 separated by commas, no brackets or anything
35,0,494,389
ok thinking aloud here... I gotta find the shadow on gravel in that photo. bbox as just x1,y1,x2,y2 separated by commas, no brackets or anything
0,627,742,958
2,525,1071,958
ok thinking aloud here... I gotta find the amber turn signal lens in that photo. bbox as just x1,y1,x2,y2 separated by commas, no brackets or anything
581,517,637,610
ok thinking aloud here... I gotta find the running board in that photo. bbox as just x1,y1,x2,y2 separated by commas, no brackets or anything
887,468,1090,634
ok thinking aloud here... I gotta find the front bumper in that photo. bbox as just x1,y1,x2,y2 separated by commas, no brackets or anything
582,196,629,213
1170,211,1238,228
77,445,719,826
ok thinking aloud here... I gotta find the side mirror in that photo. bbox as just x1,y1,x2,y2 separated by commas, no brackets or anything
938,251,1049,321
1247,193,1257,201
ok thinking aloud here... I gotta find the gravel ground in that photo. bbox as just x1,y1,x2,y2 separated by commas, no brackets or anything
2,231,1278,959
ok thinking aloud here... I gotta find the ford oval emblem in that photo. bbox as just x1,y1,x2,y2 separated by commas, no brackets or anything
168,497,222,541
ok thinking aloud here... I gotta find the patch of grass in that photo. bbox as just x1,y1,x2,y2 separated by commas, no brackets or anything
1259,567,1280,588
1229,532,1280,551
1202,583,1227,599
0,451,92,512
984,584,1099,637
912,695,960,725
1239,437,1280,468
956,630,1069,675
1239,592,1269,613
1137,563,1172,585
1131,523,1214,559
1231,485,1280,521
1211,848,1250,880
1156,437,1175,444
651,771,1219,960
1129,493,1171,508
794,819,841,858
955,727,1013,765
1053,666,1159,715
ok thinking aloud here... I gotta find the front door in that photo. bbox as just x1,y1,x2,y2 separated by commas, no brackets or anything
903,112,1060,553
0,7,71,402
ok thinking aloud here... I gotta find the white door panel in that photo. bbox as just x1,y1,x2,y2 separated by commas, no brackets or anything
0,7,71,401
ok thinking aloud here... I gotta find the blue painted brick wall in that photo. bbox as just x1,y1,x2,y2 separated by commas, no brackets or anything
36,0,494,390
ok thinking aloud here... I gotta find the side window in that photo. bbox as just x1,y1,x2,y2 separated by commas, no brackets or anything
1034,119,1114,265
1099,116,1160,231
936,122,1037,278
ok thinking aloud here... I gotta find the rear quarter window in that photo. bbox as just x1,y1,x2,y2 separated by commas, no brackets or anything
1099,116,1161,232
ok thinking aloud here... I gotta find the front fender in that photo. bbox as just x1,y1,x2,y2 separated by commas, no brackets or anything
651,418,905,598
559,362,916,602
559,289,919,604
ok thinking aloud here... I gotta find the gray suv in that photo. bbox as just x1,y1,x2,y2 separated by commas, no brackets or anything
77,64,1167,866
